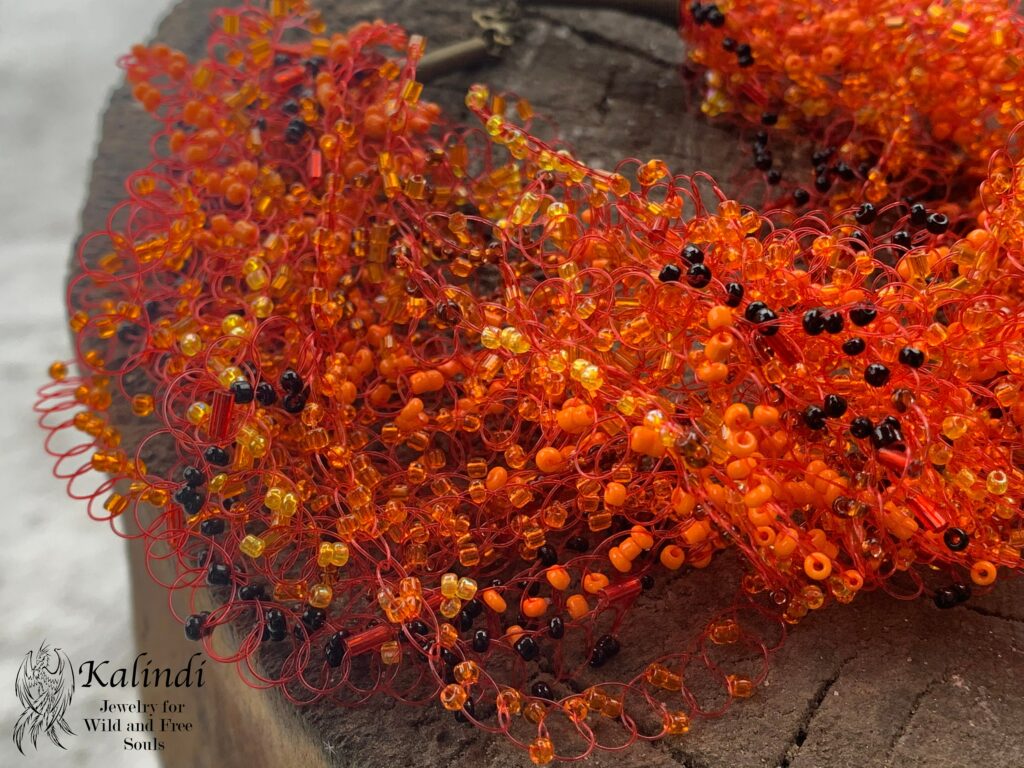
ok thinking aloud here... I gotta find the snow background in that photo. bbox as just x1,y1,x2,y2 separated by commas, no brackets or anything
1,2,173,766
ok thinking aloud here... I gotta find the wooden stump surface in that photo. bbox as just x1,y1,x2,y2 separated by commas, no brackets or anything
76,1,1024,766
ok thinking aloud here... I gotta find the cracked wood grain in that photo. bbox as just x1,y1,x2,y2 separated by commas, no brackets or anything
777,656,856,768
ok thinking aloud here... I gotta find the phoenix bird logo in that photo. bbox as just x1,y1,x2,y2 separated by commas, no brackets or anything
13,642,75,753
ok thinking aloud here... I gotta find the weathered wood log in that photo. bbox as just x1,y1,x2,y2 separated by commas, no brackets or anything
77,2,1024,766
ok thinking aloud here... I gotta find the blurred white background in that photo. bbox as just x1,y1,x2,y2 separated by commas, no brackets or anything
1,2,171,766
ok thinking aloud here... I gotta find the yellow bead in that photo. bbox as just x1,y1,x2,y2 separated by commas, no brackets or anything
48,361,68,381
131,394,155,417
440,683,468,711
380,640,401,665
330,542,350,566
453,660,479,685
103,493,129,517
529,736,554,765
496,687,522,715
309,583,332,609
663,710,691,735
239,534,265,558
987,470,1009,495
726,675,756,698
179,332,202,357
480,326,501,349
440,597,462,618
186,402,209,425
941,415,969,440
455,576,478,600
441,572,458,598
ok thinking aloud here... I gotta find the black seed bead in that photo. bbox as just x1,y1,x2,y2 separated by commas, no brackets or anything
753,130,768,146
835,162,855,181
204,446,230,466
811,147,835,165
687,262,712,288
464,598,484,620
266,614,287,641
744,301,768,322
548,616,565,639
566,536,588,552
588,647,608,668
849,230,868,251
282,392,308,413
943,527,970,552
691,2,708,24
514,635,539,661
754,151,773,171
527,581,542,597
280,368,303,394
537,545,558,567
898,346,925,368
183,466,205,486
239,583,266,601
926,212,949,234
176,487,205,517
804,405,827,430
724,282,744,307
301,606,327,631
849,416,873,438
408,620,429,635
823,312,844,334
597,634,621,657
184,612,208,641
455,610,473,632
842,337,866,355
255,381,277,406
766,169,782,185
532,681,553,700
722,37,737,51
892,230,912,248
434,300,463,326
754,307,779,335
230,379,254,404
951,582,972,603
854,202,876,224
793,188,810,205
325,631,348,666
207,563,232,586
659,263,682,282
802,308,826,335
454,697,476,723
934,587,958,609
849,306,877,326
864,363,890,387
909,202,927,226
199,517,225,536
472,629,490,652
706,5,725,27
814,174,831,192
736,43,752,59
823,394,848,418
640,574,655,591
284,118,306,144
871,423,901,448
761,112,778,125
682,244,705,263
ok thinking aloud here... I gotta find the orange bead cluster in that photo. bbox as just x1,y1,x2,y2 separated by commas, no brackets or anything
34,0,1024,763
680,0,1024,210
